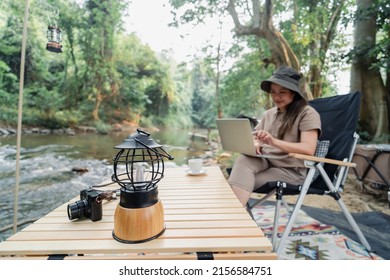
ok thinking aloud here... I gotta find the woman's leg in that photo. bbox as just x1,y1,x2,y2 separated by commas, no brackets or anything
254,167,306,189
228,155,269,206
230,185,252,207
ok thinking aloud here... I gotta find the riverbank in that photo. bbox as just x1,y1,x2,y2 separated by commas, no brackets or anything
0,125,99,136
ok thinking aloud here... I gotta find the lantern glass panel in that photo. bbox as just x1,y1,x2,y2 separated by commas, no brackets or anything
47,26,61,43
55,31,61,42
113,148,164,191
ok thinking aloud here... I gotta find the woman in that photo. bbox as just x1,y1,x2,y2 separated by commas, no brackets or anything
228,66,321,207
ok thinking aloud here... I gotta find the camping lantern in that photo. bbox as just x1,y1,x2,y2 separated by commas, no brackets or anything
111,129,174,243
46,25,62,53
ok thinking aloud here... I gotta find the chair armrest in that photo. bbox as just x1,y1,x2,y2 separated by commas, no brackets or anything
288,153,357,168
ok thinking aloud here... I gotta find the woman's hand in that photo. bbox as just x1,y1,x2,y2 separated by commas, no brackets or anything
253,130,274,146
252,129,318,155
254,141,263,154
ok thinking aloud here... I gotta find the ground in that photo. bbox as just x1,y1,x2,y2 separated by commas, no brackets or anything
296,177,390,216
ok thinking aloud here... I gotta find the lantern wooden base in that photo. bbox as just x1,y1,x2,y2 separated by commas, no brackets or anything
113,200,165,243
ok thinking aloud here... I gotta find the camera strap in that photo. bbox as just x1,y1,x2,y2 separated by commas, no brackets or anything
99,191,117,201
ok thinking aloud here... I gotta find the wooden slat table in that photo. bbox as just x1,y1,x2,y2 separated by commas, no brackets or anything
0,166,276,260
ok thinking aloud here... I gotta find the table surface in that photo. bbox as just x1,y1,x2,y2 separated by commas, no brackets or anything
0,166,276,260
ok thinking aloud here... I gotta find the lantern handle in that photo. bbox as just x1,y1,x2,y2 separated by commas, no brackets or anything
136,128,150,137
134,137,174,160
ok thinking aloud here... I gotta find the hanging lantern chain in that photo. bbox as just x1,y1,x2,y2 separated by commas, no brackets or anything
36,0,60,27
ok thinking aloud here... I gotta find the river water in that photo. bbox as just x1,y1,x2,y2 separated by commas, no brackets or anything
0,129,210,240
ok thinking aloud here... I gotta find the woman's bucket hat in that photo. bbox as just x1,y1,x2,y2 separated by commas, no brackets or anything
260,66,303,98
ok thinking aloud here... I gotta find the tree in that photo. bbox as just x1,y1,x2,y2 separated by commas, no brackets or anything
56,0,85,110
168,61,193,129
0,13,21,123
201,20,225,119
282,0,351,98
220,48,270,118
80,0,126,122
350,0,389,140
190,59,216,128
228,0,299,68
0,0,194,130
169,0,351,100
170,0,299,74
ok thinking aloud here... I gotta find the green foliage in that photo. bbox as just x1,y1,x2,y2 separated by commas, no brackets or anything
95,120,111,134
190,59,217,128
32,109,82,129
164,62,193,129
0,10,24,103
169,0,223,25
343,0,390,72
369,0,390,71
22,82,83,129
220,49,271,119
0,0,193,130
0,61,18,106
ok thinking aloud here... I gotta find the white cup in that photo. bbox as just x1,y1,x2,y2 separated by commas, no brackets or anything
188,158,203,173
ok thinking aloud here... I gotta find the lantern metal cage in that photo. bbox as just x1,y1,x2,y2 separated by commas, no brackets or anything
46,25,62,53
112,145,167,192
111,129,173,243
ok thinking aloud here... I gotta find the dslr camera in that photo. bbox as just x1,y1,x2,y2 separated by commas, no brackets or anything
67,188,103,221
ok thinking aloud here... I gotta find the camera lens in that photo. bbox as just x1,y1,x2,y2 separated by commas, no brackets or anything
67,200,87,220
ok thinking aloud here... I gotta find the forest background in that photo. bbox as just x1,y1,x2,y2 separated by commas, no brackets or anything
0,0,389,143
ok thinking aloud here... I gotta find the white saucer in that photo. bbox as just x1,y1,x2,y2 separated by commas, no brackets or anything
186,169,207,176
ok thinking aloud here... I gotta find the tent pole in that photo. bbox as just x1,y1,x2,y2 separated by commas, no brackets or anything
14,0,30,234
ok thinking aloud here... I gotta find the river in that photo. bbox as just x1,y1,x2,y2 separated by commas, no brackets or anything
0,128,211,241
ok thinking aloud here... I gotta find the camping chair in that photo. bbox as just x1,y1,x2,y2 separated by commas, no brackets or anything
246,91,372,256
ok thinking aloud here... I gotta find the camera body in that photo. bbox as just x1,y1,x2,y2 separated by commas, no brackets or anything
67,189,103,221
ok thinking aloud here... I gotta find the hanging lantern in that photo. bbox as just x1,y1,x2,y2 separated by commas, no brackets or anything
46,25,62,53
112,129,174,243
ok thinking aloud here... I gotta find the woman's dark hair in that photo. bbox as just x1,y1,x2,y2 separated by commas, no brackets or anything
277,92,308,139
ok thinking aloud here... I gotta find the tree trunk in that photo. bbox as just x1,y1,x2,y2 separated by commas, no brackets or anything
261,29,300,70
308,64,322,98
308,2,345,98
350,0,389,139
92,91,102,121
227,0,315,99
387,28,390,134
227,0,299,67
387,78,390,136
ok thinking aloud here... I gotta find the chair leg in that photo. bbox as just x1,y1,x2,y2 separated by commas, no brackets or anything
246,190,276,220
317,164,372,252
245,204,255,220
281,197,290,212
275,168,316,255
272,198,282,250
336,198,372,251
248,189,276,209
271,182,285,250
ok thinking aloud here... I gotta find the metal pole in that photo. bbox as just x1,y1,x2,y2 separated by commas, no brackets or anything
13,0,30,234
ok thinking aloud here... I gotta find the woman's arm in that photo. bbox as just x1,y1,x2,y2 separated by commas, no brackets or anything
253,129,318,155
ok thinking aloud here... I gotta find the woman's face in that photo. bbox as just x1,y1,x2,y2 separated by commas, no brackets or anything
269,83,295,111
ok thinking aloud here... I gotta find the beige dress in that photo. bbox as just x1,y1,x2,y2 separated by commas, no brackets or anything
228,105,321,192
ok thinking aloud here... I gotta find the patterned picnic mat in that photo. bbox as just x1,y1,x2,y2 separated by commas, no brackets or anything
251,203,383,260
